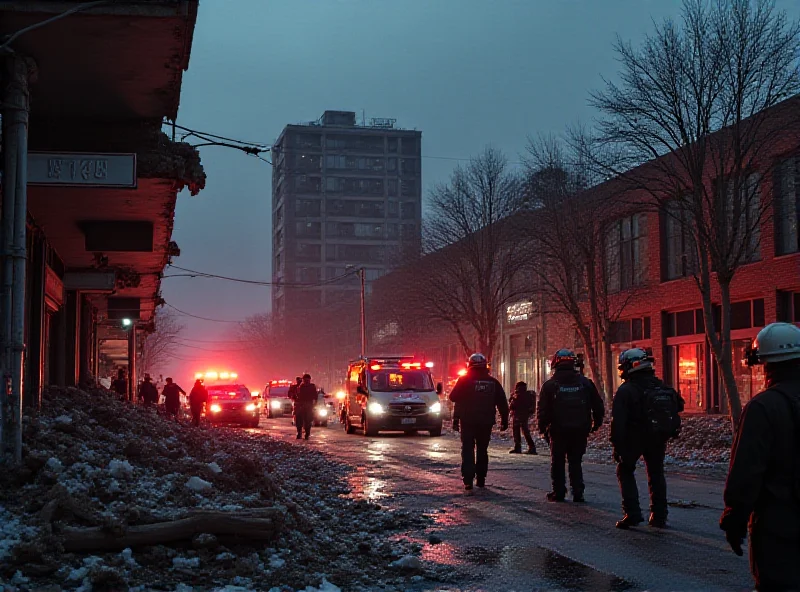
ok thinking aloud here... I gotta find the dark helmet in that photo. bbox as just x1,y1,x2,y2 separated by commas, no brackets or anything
302,373,311,381
468,353,488,368
551,349,577,370
618,348,655,379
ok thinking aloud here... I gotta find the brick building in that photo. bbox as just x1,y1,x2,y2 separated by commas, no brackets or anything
372,96,800,413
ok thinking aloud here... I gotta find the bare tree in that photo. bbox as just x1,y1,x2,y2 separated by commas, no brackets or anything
402,146,532,362
525,135,644,399
138,308,185,379
587,0,800,425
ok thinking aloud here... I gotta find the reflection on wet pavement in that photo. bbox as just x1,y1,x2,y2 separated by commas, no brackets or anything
422,543,636,591
347,471,389,501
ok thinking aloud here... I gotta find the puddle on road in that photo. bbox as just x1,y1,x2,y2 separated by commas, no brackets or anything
423,544,636,591
347,468,390,501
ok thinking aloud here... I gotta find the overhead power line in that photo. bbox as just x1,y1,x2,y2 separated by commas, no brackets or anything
164,302,246,324
165,264,359,288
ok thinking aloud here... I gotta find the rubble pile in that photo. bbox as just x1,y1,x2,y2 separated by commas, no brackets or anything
0,387,428,592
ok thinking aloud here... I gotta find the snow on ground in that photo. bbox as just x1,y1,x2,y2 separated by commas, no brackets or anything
0,386,433,591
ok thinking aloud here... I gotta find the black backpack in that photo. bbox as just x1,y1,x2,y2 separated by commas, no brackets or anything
554,381,591,431
641,385,681,440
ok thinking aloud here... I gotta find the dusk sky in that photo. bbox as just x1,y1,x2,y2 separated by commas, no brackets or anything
161,0,800,382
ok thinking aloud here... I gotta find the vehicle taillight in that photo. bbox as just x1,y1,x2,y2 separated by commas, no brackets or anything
370,364,382,370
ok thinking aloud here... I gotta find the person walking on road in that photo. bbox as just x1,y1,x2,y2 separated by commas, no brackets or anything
112,369,127,401
138,374,159,407
720,322,800,591
509,381,537,455
538,349,604,503
612,348,683,529
162,377,186,422
188,379,208,427
293,373,318,440
449,353,509,491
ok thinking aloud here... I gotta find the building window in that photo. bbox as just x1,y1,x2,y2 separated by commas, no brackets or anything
400,159,419,175
730,299,765,331
400,202,416,220
296,267,321,283
606,213,648,292
387,223,398,238
609,317,651,343
663,200,697,280
401,138,417,155
721,173,761,263
775,156,800,255
295,199,321,217
296,243,321,262
664,308,706,337
295,222,321,238
327,200,385,218
667,343,705,413
387,158,397,173
777,290,800,323
401,179,417,197
294,154,321,171
294,133,321,149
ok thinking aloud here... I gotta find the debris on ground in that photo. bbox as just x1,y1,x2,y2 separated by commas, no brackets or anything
0,386,430,591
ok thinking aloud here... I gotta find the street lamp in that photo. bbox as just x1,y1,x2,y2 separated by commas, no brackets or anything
121,318,132,328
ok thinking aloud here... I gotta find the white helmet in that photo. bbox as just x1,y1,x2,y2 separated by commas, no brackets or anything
751,322,800,364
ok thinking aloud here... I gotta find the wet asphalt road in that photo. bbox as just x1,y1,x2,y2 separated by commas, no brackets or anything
256,415,752,592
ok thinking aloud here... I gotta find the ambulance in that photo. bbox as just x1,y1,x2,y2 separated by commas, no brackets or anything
341,356,444,437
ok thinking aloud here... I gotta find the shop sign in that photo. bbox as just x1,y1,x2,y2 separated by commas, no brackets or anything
44,267,63,310
28,152,137,188
506,301,533,324
64,271,116,292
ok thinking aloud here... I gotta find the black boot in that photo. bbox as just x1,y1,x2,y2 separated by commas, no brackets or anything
509,448,521,454
648,513,667,528
476,477,485,488
526,448,537,455
616,514,644,529
546,492,565,502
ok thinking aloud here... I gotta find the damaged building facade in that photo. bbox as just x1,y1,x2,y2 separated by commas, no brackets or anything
0,0,204,462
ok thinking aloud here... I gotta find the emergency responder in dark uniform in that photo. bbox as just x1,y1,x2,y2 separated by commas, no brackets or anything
450,353,509,490
138,374,159,406
112,369,127,401
720,322,800,591
509,381,537,454
293,373,318,440
162,377,186,422
188,379,208,427
538,349,604,502
612,348,683,529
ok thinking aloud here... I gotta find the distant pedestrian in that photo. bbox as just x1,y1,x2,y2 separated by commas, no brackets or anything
162,377,186,422
289,376,302,426
612,348,683,529
538,349,604,503
138,374,159,406
509,381,537,455
720,323,800,591
188,379,208,427
112,369,127,401
293,374,318,440
449,353,509,491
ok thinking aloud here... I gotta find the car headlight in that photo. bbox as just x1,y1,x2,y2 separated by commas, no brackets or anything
336,391,346,400
271,401,282,409
368,402,385,415
246,403,257,412
210,403,222,413
429,402,442,414
317,408,328,417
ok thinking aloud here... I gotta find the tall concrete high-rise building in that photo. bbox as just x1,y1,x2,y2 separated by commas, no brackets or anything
271,111,422,323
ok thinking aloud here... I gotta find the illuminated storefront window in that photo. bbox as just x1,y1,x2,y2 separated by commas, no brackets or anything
669,343,705,412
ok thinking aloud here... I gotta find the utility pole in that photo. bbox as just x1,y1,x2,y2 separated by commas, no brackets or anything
359,267,366,359
0,56,33,464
